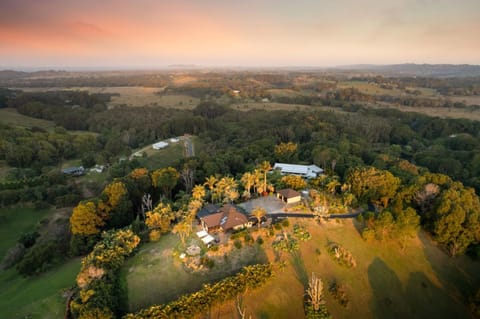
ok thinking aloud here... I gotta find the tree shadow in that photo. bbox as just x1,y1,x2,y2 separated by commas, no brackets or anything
367,257,405,319
417,232,480,305
290,251,309,289
405,271,471,319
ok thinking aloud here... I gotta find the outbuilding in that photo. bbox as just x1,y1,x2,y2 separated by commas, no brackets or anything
276,188,302,204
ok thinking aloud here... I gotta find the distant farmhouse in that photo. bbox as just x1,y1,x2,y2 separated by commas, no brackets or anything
62,166,85,176
198,204,251,233
273,163,323,179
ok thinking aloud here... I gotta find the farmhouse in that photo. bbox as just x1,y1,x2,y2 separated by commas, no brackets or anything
199,204,251,233
273,163,323,179
276,188,302,204
152,141,168,150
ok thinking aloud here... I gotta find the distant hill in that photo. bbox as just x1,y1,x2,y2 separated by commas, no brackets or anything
334,63,480,78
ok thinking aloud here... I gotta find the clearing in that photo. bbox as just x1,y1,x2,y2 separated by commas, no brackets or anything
0,108,54,129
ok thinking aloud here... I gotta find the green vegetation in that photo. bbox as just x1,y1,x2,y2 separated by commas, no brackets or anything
0,258,80,319
0,207,51,258
123,263,273,319
1,69,480,318
121,234,268,312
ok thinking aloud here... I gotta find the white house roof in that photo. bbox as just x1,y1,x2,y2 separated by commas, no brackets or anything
273,163,323,178
152,141,168,149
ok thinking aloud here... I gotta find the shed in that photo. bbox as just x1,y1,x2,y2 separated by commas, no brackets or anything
152,141,168,150
277,188,302,204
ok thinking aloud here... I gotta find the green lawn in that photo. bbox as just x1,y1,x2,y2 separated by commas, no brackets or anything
121,233,267,312
0,258,81,319
0,207,51,259
135,141,185,170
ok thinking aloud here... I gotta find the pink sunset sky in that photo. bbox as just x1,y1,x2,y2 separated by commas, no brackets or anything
1,0,479,69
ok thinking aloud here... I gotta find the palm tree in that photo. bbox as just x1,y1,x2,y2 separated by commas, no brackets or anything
258,161,272,195
326,180,341,195
241,172,255,198
251,206,267,229
192,184,206,201
204,175,217,203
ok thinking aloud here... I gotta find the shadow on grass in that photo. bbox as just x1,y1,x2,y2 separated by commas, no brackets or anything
290,251,308,289
405,271,471,319
418,232,480,302
367,257,404,319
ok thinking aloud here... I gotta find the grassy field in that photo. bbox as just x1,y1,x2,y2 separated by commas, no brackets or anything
207,219,479,319
0,207,51,259
233,102,313,112
121,233,268,312
12,86,200,108
0,258,81,319
135,141,185,170
0,108,54,129
0,207,80,319
372,103,480,121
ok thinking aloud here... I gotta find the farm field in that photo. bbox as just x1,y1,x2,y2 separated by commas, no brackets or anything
11,86,200,108
0,108,54,129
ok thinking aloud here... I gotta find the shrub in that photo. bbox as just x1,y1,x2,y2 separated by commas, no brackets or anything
326,242,356,268
234,239,243,249
256,236,264,245
200,256,215,269
281,219,290,228
328,280,349,307
293,224,311,242
18,231,40,248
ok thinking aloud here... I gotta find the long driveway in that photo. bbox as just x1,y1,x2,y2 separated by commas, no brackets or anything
239,196,363,219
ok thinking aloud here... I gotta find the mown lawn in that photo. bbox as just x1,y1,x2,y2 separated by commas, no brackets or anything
121,233,268,312
209,219,479,319
0,258,81,319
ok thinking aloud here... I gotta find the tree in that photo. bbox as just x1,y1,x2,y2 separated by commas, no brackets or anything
394,207,420,250
204,175,217,202
281,175,307,191
145,203,175,241
152,167,179,199
70,201,104,236
173,220,192,246
346,167,400,208
192,184,206,201
251,206,267,229
326,179,341,195
275,142,298,162
431,184,480,256
258,161,272,195
241,172,255,198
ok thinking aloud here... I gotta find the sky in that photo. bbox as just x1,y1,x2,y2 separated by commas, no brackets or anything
0,0,479,69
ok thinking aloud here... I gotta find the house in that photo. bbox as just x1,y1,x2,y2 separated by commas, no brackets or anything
200,204,251,233
277,188,302,204
62,166,85,176
196,203,219,219
273,163,323,179
152,141,168,150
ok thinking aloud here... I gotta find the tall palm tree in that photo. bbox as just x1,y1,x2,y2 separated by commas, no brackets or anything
241,172,255,198
258,161,272,195
204,175,217,203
